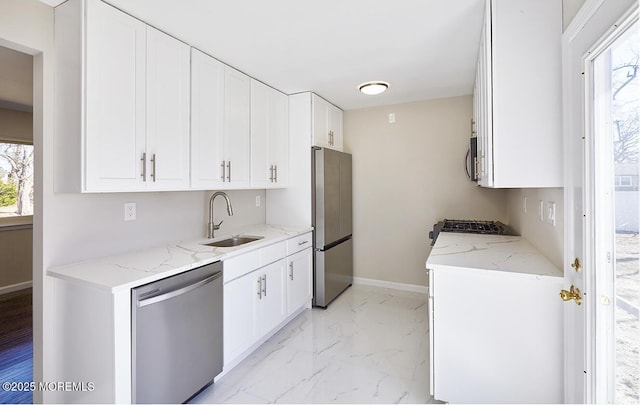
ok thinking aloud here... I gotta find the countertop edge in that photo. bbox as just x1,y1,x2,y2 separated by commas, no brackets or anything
48,224,314,293
425,233,562,278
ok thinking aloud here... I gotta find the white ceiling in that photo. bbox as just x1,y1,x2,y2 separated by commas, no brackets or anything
38,0,485,110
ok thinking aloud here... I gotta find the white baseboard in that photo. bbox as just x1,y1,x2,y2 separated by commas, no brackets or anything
0,281,32,295
353,277,428,294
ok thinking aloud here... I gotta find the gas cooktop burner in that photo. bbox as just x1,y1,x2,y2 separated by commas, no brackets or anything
429,219,515,245
441,220,502,233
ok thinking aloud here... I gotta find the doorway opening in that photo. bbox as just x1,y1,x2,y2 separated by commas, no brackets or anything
590,19,639,404
0,44,34,405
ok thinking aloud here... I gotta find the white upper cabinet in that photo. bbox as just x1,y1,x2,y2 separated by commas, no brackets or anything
190,52,253,190
312,94,343,151
223,67,251,188
473,0,562,188
82,0,147,192
250,80,289,189
145,27,191,190
56,0,190,192
190,48,225,190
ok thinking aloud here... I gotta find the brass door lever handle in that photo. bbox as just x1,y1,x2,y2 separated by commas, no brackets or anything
560,285,582,305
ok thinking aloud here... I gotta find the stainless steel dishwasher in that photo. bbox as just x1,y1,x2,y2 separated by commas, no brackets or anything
132,261,223,404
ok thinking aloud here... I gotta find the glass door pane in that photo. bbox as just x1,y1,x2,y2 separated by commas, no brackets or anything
610,25,639,405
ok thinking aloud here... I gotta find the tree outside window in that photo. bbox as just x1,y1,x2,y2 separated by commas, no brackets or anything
0,142,34,218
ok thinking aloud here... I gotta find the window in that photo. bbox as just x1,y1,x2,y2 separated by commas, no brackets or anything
0,141,34,220
614,175,633,187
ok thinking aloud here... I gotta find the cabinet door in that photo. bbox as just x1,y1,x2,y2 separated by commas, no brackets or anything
328,103,343,151
85,0,146,191
191,48,225,189
224,67,251,187
145,27,190,190
250,79,270,188
269,89,289,187
223,272,259,366
257,259,286,337
286,248,312,315
312,94,329,148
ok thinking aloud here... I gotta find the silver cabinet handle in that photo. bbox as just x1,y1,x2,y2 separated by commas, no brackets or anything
141,153,147,182
298,240,308,246
257,277,262,299
289,262,294,280
269,165,274,182
227,161,231,182
221,160,226,182
274,165,278,182
137,271,221,308
150,153,156,182
262,274,267,296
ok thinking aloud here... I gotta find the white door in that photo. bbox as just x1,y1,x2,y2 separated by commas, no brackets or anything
327,103,343,151
257,259,286,337
223,66,251,187
562,0,638,402
85,0,146,191
190,48,225,190
145,26,190,190
286,248,312,315
269,88,289,187
250,79,270,188
223,273,258,366
312,94,329,148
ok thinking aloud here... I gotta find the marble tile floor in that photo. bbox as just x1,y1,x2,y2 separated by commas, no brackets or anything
191,284,441,404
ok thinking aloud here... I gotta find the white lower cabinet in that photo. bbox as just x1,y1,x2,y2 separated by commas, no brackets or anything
286,248,312,315
223,232,312,368
223,270,258,366
255,259,287,335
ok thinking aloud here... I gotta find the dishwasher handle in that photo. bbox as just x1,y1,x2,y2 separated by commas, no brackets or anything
137,271,222,308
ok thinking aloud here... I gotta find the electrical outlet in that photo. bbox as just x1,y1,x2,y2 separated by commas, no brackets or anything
522,195,527,214
124,203,136,221
388,113,396,124
255,195,261,207
547,202,556,226
538,200,544,222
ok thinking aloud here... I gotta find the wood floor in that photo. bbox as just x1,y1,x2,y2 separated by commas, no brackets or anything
0,288,33,404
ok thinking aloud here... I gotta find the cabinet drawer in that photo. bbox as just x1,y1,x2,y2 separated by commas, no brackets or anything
223,250,260,283
260,241,287,266
287,232,313,255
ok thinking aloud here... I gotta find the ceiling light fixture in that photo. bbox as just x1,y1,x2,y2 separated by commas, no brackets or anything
358,81,389,95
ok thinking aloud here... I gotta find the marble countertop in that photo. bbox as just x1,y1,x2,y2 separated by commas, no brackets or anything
426,232,561,278
48,224,313,293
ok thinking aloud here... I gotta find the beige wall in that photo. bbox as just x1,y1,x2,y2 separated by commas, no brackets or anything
0,107,32,143
0,227,32,288
344,96,508,287
506,188,564,269
0,105,34,289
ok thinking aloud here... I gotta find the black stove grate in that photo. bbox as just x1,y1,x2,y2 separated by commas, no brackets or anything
441,219,502,234
429,219,515,245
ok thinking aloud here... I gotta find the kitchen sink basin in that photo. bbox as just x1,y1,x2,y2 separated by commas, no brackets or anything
203,235,264,248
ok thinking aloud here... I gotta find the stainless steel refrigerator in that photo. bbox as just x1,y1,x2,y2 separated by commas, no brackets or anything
312,147,353,308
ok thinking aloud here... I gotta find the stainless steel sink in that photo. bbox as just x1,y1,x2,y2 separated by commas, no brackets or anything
203,235,264,248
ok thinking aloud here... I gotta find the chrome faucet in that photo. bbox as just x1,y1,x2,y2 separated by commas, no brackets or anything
208,191,234,238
